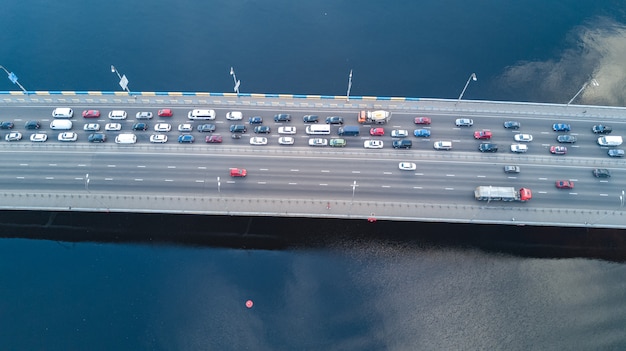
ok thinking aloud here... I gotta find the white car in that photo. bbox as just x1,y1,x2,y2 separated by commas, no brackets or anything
309,138,328,146
154,123,171,132
398,162,417,171
455,118,473,127
30,133,48,142
108,110,127,120
178,123,193,132
58,132,78,142
83,123,100,131
226,111,243,120
5,132,22,141
136,111,153,119
249,137,268,145
278,126,297,135
278,137,295,145
510,144,528,153
150,134,168,143
364,140,384,149
514,134,533,142
391,129,409,138
105,123,122,131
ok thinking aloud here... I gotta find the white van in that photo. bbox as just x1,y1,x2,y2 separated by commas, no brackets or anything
597,136,623,146
52,108,74,118
305,125,331,135
108,110,127,120
115,133,137,144
50,120,73,130
187,109,216,120
434,141,453,150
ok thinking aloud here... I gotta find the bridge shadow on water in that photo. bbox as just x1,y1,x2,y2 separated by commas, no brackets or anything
1,210,625,262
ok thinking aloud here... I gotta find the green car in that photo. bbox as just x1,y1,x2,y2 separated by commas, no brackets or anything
329,138,346,147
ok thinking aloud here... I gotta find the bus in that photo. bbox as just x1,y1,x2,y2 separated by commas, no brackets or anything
306,124,331,135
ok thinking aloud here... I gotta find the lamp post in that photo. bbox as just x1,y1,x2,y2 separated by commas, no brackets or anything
110,65,131,95
230,67,240,96
456,73,477,106
567,78,599,105
0,65,28,94
346,69,353,101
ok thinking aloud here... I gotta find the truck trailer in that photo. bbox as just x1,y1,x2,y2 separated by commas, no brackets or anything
474,186,532,202
358,110,390,124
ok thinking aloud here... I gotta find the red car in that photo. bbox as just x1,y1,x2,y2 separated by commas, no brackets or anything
414,117,431,125
157,109,173,117
555,180,574,189
230,168,247,177
370,127,385,136
473,130,492,139
205,135,223,143
550,146,567,155
82,110,100,118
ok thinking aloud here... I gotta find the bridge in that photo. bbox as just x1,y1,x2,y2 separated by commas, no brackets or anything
1,90,625,229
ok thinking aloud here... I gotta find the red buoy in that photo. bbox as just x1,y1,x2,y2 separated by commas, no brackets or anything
245,300,254,308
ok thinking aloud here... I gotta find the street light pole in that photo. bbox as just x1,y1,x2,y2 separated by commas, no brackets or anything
0,65,28,94
346,69,353,101
456,72,477,106
230,67,240,96
567,79,599,105
110,65,132,95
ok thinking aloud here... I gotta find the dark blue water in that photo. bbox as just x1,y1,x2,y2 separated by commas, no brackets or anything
2,1,626,349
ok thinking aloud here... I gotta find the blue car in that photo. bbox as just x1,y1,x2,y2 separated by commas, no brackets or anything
178,134,195,143
553,123,571,132
249,116,263,124
414,129,431,137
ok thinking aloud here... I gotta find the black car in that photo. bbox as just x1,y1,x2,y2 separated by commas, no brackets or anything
593,169,611,178
592,125,612,134
0,121,14,129
88,133,107,143
325,116,344,125
25,120,40,130
503,121,520,129
392,139,412,149
132,123,148,131
478,143,498,152
303,115,319,123
557,135,577,143
248,116,263,124
274,114,291,122
230,125,247,133
254,126,271,134
197,124,216,132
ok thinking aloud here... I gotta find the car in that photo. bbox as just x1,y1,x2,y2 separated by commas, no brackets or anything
135,111,153,120
88,133,107,143
478,143,498,152
52,108,73,118
309,138,328,146
254,126,271,134
433,141,452,150
510,144,528,153
177,134,195,143
230,125,247,133
303,115,319,123
157,109,173,117
329,138,346,147
455,118,473,127
593,168,611,178
108,110,127,120
249,137,268,145
392,139,412,149
514,134,533,142
5,132,21,141
205,135,223,143
398,162,417,171
57,132,77,142
150,134,168,143
413,129,431,137
550,145,567,154
274,114,291,122
391,129,408,138
370,127,385,136
132,123,148,131
608,149,625,157
278,136,295,145
278,126,296,134
504,165,520,173
25,120,40,130
364,140,384,149
82,110,100,118
474,130,492,139
503,121,521,129
178,123,193,132
553,123,571,132
154,123,171,132
555,180,574,189
231,134,242,139
197,124,216,132
105,123,122,131
592,125,612,134
0,121,14,129
248,116,263,124
557,135,577,143
30,133,48,142
325,116,344,124
414,117,431,125
226,111,243,120
230,168,247,177
83,123,100,131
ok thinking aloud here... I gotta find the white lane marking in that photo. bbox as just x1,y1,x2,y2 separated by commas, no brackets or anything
137,165,146,168
74,177,83,180
19,164,28,166
476,175,486,178
539,177,548,180
290,169,299,172
258,181,266,184
600,194,609,196
446,174,455,177
195,180,204,183
77,164,86,167
538,191,547,194
197,166,207,169
445,187,454,190
413,186,422,189
416,173,424,176
507,176,517,179
383,172,392,175
134,179,143,181
569,193,578,195
48,164,57,166
259,168,268,171
107,165,116,168
16,176,24,179
321,170,330,173
105,178,113,181
45,177,54,180
382,185,391,188
320,183,328,186
352,171,361,174
289,182,297,185
164,179,173,182
600,180,609,183
167,166,176,169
